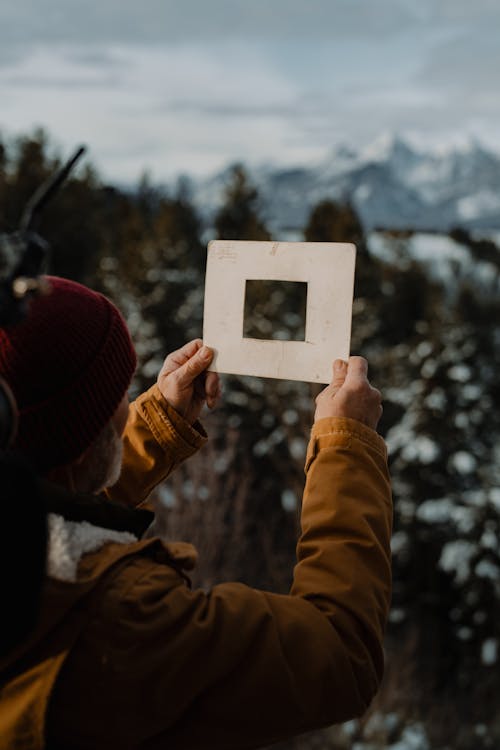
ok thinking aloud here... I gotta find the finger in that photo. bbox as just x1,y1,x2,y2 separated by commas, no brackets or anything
207,394,220,410
205,371,219,403
163,339,203,372
331,359,348,389
175,346,213,388
345,356,368,380
162,339,203,374
207,381,222,410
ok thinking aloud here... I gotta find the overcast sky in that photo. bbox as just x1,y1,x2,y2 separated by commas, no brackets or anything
0,0,499,182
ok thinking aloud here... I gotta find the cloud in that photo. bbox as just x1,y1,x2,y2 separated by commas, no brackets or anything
0,0,441,50
1,1,499,181
1,1,498,61
0,43,306,180
416,27,500,92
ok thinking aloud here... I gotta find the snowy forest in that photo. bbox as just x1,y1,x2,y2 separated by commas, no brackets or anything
1,131,499,750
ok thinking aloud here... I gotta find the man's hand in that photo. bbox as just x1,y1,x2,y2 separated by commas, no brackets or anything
314,356,382,431
157,339,221,425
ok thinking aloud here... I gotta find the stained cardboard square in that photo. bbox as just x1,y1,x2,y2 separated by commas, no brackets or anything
203,240,356,384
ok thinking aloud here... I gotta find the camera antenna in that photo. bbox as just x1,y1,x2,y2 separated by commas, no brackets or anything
20,145,86,233
0,144,87,325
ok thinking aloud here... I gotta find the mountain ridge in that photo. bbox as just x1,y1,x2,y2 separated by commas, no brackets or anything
192,135,500,233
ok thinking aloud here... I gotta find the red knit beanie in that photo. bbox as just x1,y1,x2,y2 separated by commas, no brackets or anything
0,276,137,473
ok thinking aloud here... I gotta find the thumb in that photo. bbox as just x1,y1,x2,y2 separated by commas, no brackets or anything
175,346,213,388
330,359,348,392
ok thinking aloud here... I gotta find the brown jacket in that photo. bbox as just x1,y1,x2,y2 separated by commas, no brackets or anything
0,385,392,749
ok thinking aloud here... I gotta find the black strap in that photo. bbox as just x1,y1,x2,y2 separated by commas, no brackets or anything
40,479,155,538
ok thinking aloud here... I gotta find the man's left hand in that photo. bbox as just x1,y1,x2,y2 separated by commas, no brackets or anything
157,339,221,425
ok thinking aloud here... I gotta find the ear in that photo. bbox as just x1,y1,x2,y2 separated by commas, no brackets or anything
44,461,80,492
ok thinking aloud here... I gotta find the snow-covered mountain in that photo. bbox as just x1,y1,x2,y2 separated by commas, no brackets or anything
193,135,500,233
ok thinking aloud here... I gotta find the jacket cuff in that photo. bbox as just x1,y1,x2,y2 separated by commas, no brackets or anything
134,384,207,457
305,417,387,473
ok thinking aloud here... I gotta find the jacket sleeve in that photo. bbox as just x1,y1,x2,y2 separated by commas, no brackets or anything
104,383,207,508
52,417,392,750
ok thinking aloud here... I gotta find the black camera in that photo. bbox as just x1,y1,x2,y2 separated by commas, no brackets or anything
0,145,85,448
0,146,85,654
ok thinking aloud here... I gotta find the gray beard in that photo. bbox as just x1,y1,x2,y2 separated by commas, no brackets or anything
74,421,124,495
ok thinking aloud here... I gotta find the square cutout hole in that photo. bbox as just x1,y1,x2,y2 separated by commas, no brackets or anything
243,280,308,341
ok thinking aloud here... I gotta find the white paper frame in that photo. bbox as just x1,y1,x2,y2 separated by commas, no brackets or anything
203,240,356,384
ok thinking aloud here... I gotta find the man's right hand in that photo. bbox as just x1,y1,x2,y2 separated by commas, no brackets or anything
314,356,382,431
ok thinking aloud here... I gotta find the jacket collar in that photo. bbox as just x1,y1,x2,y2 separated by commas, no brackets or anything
47,513,137,582
40,478,155,537
42,482,198,583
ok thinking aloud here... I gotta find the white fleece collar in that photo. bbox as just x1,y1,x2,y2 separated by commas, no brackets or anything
47,513,137,582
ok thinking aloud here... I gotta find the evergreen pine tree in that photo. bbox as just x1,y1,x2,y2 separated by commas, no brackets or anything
215,164,271,241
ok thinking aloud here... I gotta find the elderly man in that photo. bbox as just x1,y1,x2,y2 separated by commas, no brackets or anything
0,276,391,750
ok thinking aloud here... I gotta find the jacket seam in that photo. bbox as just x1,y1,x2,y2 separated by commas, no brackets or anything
314,430,386,459
138,401,190,456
